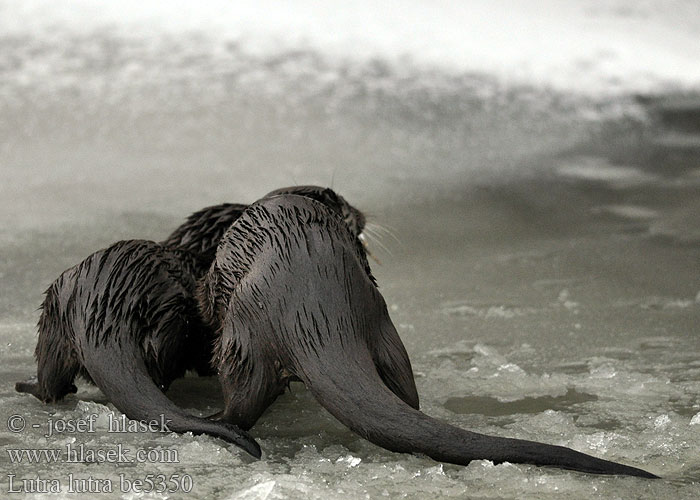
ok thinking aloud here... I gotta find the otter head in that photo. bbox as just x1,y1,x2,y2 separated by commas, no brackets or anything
263,186,366,238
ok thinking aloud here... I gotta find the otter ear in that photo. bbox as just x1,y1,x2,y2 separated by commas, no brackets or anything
321,187,338,202
372,320,420,410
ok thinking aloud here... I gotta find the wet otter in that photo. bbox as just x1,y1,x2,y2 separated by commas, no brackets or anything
16,186,364,456
198,194,657,478
15,240,259,456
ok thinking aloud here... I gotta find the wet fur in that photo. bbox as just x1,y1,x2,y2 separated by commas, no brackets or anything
163,203,249,266
15,240,259,456
162,186,364,269
16,185,362,457
17,185,361,401
199,194,657,478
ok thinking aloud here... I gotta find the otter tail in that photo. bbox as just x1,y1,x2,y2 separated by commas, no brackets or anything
81,342,261,458
296,347,657,478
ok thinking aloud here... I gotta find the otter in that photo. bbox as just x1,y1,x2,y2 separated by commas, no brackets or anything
15,240,259,457
198,194,657,478
16,186,364,456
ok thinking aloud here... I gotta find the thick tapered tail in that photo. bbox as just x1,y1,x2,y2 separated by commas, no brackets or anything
295,348,657,478
81,343,261,458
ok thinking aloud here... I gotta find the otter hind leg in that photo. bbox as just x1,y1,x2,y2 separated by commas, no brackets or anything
15,377,77,402
220,375,283,431
34,335,82,403
373,320,420,410
216,316,285,431
16,336,81,403
219,350,284,431
16,288,82,403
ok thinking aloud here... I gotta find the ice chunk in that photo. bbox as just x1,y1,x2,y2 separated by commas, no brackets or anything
229,480,276,500
335,455,361,467
654,414,671,429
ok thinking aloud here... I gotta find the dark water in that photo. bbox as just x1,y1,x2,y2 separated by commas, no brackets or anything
1,25,700,500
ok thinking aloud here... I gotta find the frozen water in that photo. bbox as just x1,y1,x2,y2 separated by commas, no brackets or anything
2,1,700,498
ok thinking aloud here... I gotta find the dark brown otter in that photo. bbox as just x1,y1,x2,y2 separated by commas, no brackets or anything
198,194,657,478
16,185,363,457
15,240,259,457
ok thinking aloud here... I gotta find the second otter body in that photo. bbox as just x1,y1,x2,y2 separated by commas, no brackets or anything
15,240,259,457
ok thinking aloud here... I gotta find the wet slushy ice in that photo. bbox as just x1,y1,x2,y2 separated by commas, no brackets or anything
1,1,699,498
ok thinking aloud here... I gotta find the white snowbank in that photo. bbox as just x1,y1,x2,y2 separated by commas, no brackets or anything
2,0,700,95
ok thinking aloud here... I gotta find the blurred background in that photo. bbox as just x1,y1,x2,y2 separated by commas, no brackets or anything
1,1,699,498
